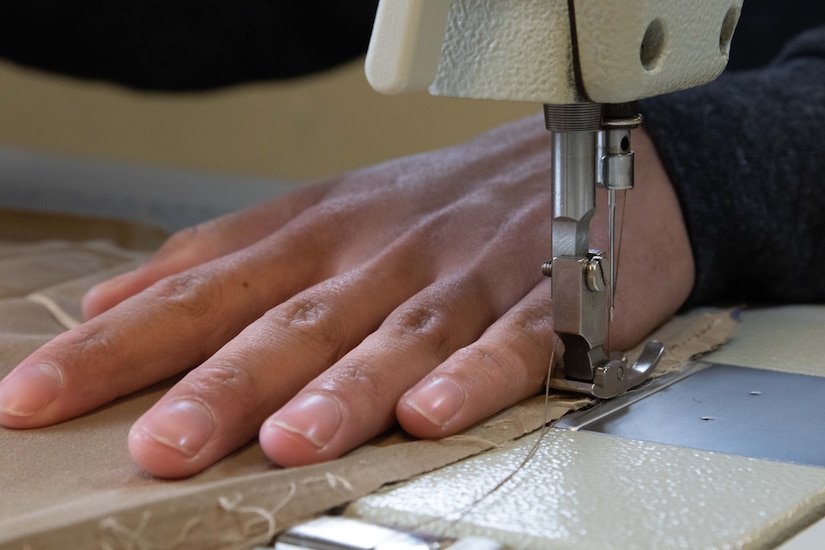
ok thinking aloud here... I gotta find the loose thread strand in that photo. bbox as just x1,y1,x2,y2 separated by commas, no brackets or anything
426,336,562,530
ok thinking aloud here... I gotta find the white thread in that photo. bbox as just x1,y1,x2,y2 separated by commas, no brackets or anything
439,434,499,448
97,483,297,549
272,482,298,517
26,292,81,329
217,482,298,546
325,472,355,495
419,337,564,531
99,511,200,550
218,493,276,544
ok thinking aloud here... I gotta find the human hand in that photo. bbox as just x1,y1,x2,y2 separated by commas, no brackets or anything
0,117,694,478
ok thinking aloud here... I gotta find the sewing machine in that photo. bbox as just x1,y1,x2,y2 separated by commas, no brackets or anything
272,8,825,549
328,2,825,548
365,0,742,398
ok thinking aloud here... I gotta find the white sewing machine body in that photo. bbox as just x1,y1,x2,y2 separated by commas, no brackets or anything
366,0,742,104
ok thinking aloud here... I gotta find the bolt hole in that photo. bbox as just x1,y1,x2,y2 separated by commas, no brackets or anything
640,18,666,71
719,6,740,57
620,136,630,152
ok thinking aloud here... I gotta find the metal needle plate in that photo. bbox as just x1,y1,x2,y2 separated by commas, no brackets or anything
556,361,825,467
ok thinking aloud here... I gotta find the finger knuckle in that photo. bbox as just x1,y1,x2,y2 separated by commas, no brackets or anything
389,302,454,359
455,295,554,393
147,271,218,320
264,294,346,364
299,197,358,238
457,344,525,389
507,297,555,345
324,361,385,404
190,360,260,406
60,325,128,398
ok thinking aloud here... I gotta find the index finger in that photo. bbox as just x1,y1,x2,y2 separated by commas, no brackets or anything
0,227,329,428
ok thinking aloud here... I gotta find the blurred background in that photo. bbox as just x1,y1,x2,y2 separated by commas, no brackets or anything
0,56,535,183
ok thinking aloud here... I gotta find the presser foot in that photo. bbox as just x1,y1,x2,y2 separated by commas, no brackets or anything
548,340,665,399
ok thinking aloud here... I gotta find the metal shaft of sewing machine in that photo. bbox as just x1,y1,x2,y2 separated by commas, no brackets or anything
543,102,664,399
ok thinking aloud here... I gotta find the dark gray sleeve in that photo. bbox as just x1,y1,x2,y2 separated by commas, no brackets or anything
640,25,825,307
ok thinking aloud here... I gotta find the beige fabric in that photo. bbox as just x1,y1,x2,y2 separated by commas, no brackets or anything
0,211,738,549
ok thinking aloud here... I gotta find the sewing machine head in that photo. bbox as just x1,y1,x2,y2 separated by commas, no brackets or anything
366,0,742,398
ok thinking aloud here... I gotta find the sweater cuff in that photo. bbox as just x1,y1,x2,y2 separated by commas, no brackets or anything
640,26,825,308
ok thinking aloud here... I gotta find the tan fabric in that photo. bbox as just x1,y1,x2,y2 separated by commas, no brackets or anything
0,211,739,549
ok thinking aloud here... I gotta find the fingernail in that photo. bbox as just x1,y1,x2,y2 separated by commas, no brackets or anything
0,364,62,417
267,393,342,449
403,377,465,428
134,399,215,457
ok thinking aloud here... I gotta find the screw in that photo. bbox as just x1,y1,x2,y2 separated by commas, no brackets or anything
585,256,607,292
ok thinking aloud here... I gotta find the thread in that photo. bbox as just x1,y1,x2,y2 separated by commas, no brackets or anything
218,493,277,545
97,484,297,549
26,292,81,330
324,472,355,495
420,336,564,531
99,511,200,550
